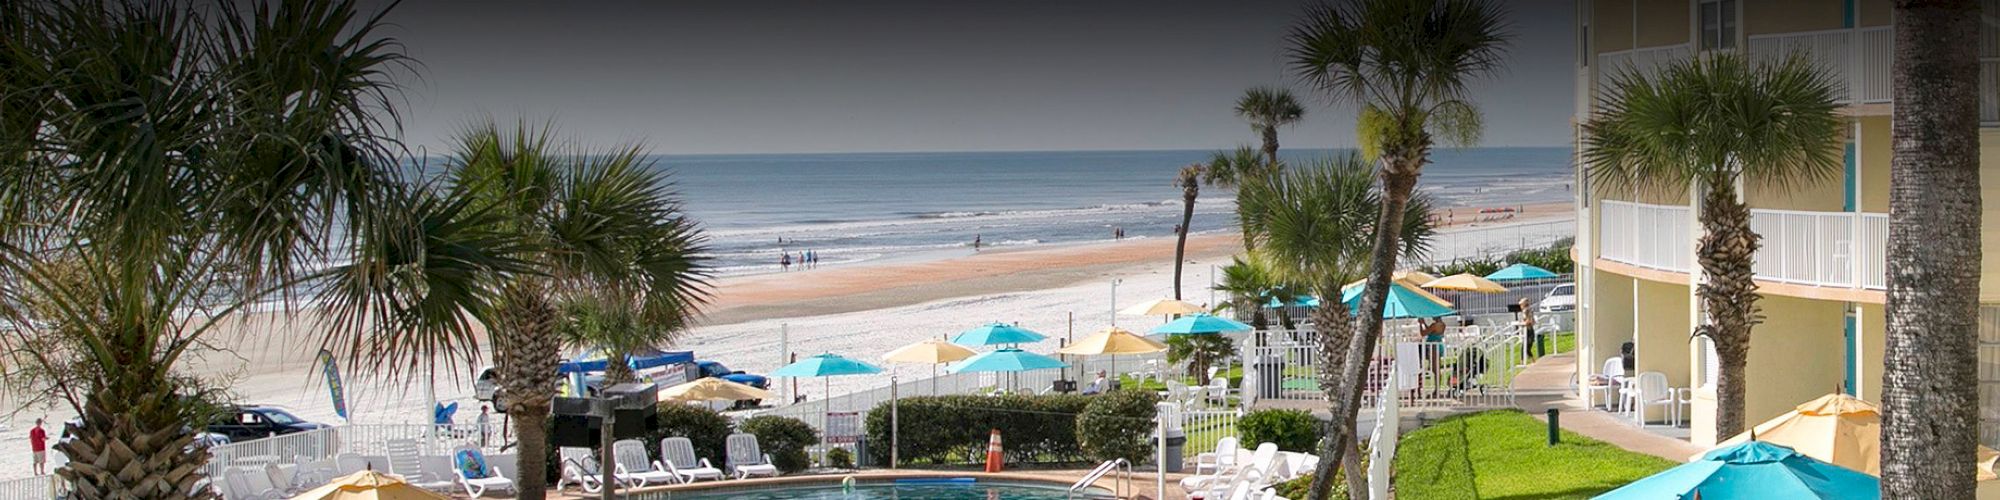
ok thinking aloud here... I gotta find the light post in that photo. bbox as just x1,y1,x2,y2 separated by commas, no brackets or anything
1110,278,1122,327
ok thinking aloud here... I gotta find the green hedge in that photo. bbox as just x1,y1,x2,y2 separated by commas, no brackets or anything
863,394,1154,466
1077,390,1160,462
646,403,733,462
1239,409,1322,453
739,415,817,473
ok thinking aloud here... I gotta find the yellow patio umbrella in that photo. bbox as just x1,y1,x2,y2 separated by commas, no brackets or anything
1057,327,1167,385
658,377,773,403
1709,393,2000,481
1421,273,1510,294
290,470,448,500
1397,270,1440,285
1120,298,1206,317
881,339,978,395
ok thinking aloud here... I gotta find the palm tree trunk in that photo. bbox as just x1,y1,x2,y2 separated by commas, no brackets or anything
1175,188,1197,300
1261,126,1281,167
1883,1,1982,497
1305,297,1358,500
1695,178,1759,437
58,368,214,499
1324,162,1424,497
495,283,564,500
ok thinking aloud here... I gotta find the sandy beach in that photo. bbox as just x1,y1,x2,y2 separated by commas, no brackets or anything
0,203,1572,480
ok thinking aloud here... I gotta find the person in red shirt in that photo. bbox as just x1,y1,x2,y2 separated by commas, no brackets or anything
28,418,47,476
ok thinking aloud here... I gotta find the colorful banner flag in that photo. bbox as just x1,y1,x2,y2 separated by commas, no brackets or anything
316,349,349,421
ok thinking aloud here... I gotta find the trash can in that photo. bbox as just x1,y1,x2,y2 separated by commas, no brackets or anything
1161,428,1188,473
1257,354,1285,398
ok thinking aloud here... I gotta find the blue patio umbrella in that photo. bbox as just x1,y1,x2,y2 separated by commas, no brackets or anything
1485,263,1560,281
1342,283,1458,319
1263,295,1321,309
951,322,1048,346
1593,441,1879,499
1151,313,1254,335
433,402,459,425
773,353,885,459
948,348,1070,374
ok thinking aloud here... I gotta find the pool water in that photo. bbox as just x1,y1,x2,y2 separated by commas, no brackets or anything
645,479,1116,500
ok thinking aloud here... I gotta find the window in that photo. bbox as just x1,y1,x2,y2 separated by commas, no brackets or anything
1699,0,1738,51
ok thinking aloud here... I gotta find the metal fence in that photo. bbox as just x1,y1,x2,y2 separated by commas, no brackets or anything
0,475,63,500
1241,325,1529,410
759,351,1171,435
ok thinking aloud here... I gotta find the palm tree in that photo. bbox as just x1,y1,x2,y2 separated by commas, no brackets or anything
1204,146,1281,252
1173,164,1204,300
1212,256,1280,331
1245,156,1433,499
354,120,711,498
1583,53,1842,439
0,2,494,497
1235,87,1308,166
1285,0,1509,490
1880,0,1984,496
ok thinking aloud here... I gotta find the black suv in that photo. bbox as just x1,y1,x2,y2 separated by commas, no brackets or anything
205,406,328,442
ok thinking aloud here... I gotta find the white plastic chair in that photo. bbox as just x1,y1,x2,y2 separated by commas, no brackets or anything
1193,436,1240,476
1623,372,1680,427
1588,357,1627,409
556,447,607,493
451,446,515,498
224,467,282,500
1191,443,1280,498
334,453,370,476
660,437,726,482
1206,377,1232,406
725,433,780,479
383,439,451,491
612,439,679,487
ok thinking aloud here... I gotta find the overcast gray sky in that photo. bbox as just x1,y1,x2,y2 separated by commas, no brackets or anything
381,1,1577,155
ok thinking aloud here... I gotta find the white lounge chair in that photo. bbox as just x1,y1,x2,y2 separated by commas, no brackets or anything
383,439,456,492
1190,443,1280,499
660,437,726,482
725,433,780,479
451,446,515,498
1193,436,1240,476
224,467,282,500
556,447,608,493
612,439,680,487
334,453,371,476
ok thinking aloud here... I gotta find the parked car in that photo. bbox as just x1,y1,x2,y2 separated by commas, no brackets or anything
204,405,327,442
1538,283,1576,313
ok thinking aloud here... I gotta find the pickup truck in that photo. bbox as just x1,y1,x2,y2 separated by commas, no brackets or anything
474,358,769,411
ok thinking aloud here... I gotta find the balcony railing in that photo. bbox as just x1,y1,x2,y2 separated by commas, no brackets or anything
1599,201,1887,290
1596,44,1691,92
1745,27,1893,104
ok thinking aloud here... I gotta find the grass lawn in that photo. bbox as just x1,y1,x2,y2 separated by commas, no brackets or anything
1395,409,1675,499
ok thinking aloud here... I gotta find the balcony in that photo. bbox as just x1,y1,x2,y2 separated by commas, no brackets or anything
1598,201,1886,290
1595,27,1893,106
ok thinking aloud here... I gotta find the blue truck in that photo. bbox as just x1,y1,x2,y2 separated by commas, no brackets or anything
475,351,769,412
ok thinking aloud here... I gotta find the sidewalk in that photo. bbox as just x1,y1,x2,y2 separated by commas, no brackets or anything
1511,353,1705,462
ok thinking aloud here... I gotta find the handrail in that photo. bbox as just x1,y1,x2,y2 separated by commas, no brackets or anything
1069,458,1131,499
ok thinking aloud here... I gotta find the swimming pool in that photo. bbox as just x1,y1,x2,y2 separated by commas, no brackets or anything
636,478,1117,499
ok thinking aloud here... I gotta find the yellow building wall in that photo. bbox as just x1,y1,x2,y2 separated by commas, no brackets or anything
1983,130,2000,304
1744,0,1844,36
1858,302,1885,401
1860,116,1892,213
1633,279,1691,423
1859,0,1892,27
1745,295,1849,424
1595,0,1634,53
1635,0,1690,48
1746,175,1844,211
1588,270,1637,382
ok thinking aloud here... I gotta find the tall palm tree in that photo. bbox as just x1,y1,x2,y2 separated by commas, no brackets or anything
0,2,492,497
1204,146,1280,252
1235,87,1308,167
1583,53,1843,439
1285,0,1509,489
1245,156,1433,499
342,120,711,498
1173,164,1204,300
1880,0,1984,496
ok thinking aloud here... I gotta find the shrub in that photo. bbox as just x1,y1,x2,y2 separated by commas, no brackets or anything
647,402,733,461
739,415,817,474
1239,409,1321,453
1076,390,1160,463
864,394,1094,465
1274,474,1349,500
1165,334,1237,384
825,447,855,469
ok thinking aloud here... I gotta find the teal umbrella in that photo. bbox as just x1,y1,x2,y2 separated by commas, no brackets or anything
771,353,884,377
951,322,1048,346
1593,441,1879,499
1151,313,1254,335
1342,283,1457,319
948,348,1070,373
1262,295,1321,309
1485,263,1560,281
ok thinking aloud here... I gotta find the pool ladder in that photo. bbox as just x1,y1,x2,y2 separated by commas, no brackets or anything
1068,458,1132,499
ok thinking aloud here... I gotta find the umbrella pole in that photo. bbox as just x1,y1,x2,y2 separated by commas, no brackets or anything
931,365,938,396
822,377,830,466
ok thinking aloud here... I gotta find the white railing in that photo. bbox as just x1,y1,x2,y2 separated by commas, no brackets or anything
760,351,1171,436
1984,60,2000,124
1177,408,1243,457
0,475,64,500
1366,363,1398,500
1749,209,1889,290
1856,27,1894,103
1598,200,1693,273
1242,326,1522,410
1859,214,1888,289
1597,44,1691,91
1748,29,1855,98
203,423,501,482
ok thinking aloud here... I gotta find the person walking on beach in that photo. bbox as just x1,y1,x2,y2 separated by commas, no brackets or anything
1518,297,1543,358
28,418,47,476
780,252,791,271
973,234,982,251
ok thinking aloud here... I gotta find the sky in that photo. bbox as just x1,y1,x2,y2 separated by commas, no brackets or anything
380,1,1578,155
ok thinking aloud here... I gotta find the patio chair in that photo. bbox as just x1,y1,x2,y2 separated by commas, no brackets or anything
1587,356,1627,409
334,453,371,476
1205,377,1232,406
1193,436,1240,476
1623,372,1681,427
556,447,608,493
725,433,780,479
224,467,282,500
1188,442,1280,498
660,437,726,482
261,463,307,496
451,446,516,498
612,439,680,487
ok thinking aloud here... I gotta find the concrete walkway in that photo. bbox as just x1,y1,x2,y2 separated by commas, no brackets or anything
1511,353,1706,462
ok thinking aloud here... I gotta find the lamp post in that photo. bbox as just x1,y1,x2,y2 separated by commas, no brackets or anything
1110,279,1122,327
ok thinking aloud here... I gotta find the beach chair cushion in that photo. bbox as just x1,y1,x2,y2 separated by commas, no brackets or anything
455,449,493,479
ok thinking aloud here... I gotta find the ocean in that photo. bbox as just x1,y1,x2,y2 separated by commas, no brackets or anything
665,147,1576,274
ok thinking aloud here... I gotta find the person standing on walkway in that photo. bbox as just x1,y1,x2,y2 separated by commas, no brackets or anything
477,405,492,448
28,418,47,476
1519,297,1543,358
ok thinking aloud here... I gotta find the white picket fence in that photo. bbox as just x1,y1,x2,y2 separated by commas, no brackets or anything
759,351,1172,436
1242,325,1525,410
0,475,63,500
1366,363,1399,500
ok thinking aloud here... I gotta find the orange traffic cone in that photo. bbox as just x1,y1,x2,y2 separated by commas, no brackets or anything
984,428,1004,472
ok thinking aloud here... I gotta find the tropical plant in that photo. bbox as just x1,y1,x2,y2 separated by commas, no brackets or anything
647,403,735,464
1213,256,1281,331
1173,164,1205,299
0,1,498,497
1880,0,1984,496
1076,390,1162,463
1164,334,1237,385
1204,146,1280,251
1239,409,1323,453
1242,156,1432,497
1286,1,1508,496
740,415,818,473
1583,52,1842,440
1236,87,1308,166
